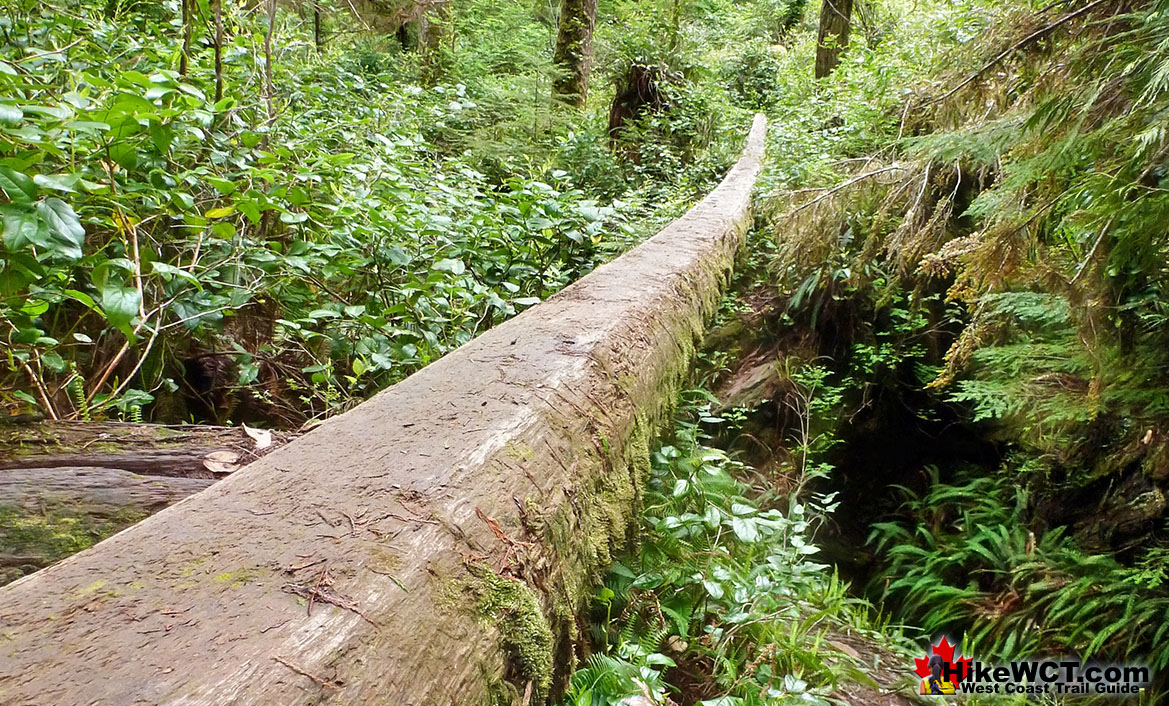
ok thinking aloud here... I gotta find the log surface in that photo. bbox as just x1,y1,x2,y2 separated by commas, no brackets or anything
0,115,767,706
0,466,216,515
0,422,292,585
0,421,294,478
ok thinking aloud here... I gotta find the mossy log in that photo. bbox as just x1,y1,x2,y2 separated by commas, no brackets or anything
0,467,215,584
0,420,293,479
0,115,767,706
0,421,293,585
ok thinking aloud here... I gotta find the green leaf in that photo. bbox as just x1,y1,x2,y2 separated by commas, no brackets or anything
119,70,152,87
385,245,410,266
41,352,66,373
702,579,724,600
0,167,37,206
433,258,466,275
36,198,85,260
148,122,173,153
151,261,200,287
144,86,174,101
205,206,235,219
237,199,261,224
64,289,97,309
279,210,308,224
109,141,139,171
0,206,46,251
171,192,195,211
731,516,760,543
0,103,22,125
206,176,236,195
238,362,259,385
100,286,141,335
32,173,78,193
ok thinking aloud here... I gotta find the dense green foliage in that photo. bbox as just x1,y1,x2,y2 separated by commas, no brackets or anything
872,469,1169,671
759,0,1169,695
0,0,761,425
560,388,891,706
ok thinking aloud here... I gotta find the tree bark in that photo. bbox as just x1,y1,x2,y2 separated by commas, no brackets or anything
179,0,192,76
213,0,224,101
314,4,323,51
815,0,853,79
0,467,215,584
553,0,598,107
0,421,293,586
0,119,767,706
419,0,451,84
0,420,294,478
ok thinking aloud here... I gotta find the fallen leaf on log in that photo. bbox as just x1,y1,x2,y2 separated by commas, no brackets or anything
203,450,241,474
243,424,272,450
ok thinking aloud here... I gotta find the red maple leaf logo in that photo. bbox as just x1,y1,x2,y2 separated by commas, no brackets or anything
914,636,972,682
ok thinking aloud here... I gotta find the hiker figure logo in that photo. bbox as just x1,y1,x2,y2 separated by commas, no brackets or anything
915,636,971,695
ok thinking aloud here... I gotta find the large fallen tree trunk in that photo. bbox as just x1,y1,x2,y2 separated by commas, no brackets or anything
0,420,293,479
0,421,293,585
0,467,216,580
0,115,766,706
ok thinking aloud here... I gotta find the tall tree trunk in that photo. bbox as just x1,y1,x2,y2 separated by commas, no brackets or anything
179,0,192,75
815,0,852,79
553,0,597,107
419,0,451,84
314,4,323,51
264,0,276,122
213,0,224,102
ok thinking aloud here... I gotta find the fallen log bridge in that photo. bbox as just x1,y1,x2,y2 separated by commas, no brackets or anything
0,115,767,706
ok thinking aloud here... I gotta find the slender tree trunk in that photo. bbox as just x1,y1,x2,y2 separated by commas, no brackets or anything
552,0,597,107
669,0,682,51
264,0,276,122
213,0,224,102
314,4,323,51
815,0,852,78
179,0,192,75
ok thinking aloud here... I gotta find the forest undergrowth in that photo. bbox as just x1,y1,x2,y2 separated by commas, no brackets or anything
747,0,1169,701
0,0,766,427
7,0,1169,703
561,0,1169,703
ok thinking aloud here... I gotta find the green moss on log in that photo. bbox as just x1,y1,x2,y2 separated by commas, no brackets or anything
461,562,554,701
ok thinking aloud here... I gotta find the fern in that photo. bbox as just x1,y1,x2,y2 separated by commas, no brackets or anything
66,369,90,421
870,471,1169,670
